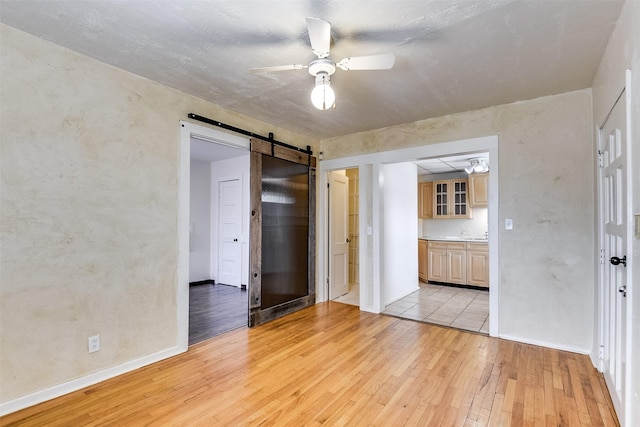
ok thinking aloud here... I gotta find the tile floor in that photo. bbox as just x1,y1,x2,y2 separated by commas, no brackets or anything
383,281,489,334
333,281,489,334
333,284,360,306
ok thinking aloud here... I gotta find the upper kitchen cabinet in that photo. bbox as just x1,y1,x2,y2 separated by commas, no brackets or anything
468,173,489,207
418,182,433,219
433,179,473,219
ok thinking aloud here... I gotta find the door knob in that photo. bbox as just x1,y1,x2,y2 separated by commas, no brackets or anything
619,285,627,297
610,256,627,267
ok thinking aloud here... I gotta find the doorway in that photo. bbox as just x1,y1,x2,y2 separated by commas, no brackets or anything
179,122,251,349
317,135,499,336
329,168,360,306
597,72,632,425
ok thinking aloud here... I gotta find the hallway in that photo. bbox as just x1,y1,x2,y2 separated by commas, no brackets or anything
188,283,248,345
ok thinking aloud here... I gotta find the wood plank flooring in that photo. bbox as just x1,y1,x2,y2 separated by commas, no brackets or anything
189,283,248,345
1,302,618,426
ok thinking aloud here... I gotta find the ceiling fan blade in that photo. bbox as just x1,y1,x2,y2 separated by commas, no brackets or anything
250,64,307,73
336,54,396,71
306,17,331,58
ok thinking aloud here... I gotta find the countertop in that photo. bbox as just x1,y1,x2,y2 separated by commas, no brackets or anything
419,236,488,243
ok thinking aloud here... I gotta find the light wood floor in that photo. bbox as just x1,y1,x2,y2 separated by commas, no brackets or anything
1,302,618,426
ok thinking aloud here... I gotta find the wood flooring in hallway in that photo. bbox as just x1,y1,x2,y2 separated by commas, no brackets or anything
1,302,618,426
188,283,247,345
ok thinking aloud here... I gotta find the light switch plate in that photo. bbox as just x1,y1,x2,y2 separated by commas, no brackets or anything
505,218,513,230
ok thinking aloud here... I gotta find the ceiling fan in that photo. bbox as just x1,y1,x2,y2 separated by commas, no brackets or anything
250,18,396,110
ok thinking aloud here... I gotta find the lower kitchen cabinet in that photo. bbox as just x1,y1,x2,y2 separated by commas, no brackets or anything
447,244,467,284
427,242,446,282
466,242,489,288
427,241,466,284
428,240,488,288
418,239,428,282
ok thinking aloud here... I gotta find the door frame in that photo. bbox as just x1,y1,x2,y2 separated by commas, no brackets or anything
595,69,633,424
317,135,500,337
178,121,250,350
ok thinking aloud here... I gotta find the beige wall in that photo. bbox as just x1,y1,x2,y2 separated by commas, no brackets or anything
3,0,637,413
0,24,317,404
321,89,595,351
591,0,640,423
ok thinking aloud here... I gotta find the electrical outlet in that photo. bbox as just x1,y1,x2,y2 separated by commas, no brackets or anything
88,335,100,353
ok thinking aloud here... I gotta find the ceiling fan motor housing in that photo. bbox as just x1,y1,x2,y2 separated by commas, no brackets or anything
309,58,336,77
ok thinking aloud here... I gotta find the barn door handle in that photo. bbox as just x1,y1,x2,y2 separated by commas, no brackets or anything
609,256,626,267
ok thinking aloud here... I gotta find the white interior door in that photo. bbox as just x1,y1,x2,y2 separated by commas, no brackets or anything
599,88,628,423
218,177,242,287
329,171,349,299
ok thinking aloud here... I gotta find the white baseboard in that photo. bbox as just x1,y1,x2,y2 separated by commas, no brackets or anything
0,345,185,416
589,350,603,371
499,333,590,355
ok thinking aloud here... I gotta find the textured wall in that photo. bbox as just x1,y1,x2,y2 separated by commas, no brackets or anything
321,89,595,351
0,24,316,403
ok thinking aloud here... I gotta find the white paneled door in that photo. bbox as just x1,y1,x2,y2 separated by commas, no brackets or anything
329,172,349,299
218,177,242,287
599,86,629,425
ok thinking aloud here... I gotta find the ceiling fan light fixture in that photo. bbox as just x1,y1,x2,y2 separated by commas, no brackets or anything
465,158,489,174
252,18,395,110
311,73,335,110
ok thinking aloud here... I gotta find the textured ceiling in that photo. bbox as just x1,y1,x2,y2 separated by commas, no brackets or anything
0,0,623,140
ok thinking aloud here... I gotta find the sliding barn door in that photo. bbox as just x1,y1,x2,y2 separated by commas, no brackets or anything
249,138,316,326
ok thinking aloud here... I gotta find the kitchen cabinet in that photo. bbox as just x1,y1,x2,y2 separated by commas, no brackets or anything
432,179,472,219
427,240,488,288
466,242,489,288
468,173,489,207
418,182,433,219
418,239,428,282
427,241,447,282
427,241,467,284
447,243,467,284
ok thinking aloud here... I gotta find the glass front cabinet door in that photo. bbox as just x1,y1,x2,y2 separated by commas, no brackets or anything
431,179,472,219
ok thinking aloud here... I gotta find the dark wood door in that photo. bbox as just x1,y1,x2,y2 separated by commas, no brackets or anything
248,138,316,327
